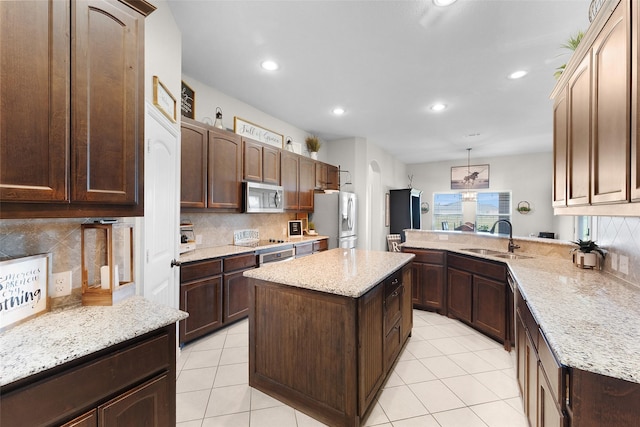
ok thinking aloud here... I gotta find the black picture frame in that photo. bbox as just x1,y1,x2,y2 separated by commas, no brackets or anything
181,81,195,119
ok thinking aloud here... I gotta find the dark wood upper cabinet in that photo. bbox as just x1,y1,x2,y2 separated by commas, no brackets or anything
567,54,592,207
180,120,208,208
208,128,242,210
0,0,153,218
243,137,280,184
299,157,315,211
633,0,640,202
180,118,242,212
0,0,69,204
281,150,299,210
590,1,630,204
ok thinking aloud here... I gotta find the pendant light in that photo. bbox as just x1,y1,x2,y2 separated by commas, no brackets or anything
461,148,477,202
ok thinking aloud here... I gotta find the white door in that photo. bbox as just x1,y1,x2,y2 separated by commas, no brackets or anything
141,101,180,308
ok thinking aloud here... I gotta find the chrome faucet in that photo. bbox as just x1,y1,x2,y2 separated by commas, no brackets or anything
489,219,520,253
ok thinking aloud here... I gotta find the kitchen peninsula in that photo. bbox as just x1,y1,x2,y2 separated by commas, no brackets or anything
402,229,640,426
244,248,414,427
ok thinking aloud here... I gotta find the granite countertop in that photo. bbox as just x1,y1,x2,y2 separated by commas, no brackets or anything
179,235,328,263
244,248,415,298
402,237,640,384
0,297,188,387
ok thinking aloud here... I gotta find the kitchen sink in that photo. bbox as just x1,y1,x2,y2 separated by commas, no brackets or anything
462,248,533,260
493,253,533,260
462,248,503,255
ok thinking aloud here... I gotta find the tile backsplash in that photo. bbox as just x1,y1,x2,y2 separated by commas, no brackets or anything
183,212,297,247
597,216,640,286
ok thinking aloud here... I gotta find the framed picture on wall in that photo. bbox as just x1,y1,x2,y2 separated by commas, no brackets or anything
181,80,195,119
451,164,489,189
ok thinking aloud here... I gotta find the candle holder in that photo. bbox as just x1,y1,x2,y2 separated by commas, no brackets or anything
81,222,135,306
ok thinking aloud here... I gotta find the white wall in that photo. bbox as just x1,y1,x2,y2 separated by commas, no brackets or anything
145,0,182,108
406,152,572,239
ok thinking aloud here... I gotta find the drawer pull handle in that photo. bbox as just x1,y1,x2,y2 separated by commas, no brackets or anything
391,278,399,285
391,290,399,297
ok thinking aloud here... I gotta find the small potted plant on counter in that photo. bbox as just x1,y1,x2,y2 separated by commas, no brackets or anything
571,239,606,269
307,221,317,236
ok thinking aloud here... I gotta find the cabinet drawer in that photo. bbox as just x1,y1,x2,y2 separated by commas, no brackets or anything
295,242,313,257
1,332,170,427
538,329,563,404
384,319,402,369
384,272,402,334
313,238,328,252
223,253,256,272
181,259,222,282
403,249,444,264
448,253,506,282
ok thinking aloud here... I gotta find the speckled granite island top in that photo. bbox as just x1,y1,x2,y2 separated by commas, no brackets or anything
244,248,414,298
402,238,640,384
0,296,188,387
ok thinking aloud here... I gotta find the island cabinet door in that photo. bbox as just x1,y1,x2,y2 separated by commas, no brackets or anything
358,283,385,415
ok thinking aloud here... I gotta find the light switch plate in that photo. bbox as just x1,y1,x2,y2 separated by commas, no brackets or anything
610,252,618,271
438,234,449,241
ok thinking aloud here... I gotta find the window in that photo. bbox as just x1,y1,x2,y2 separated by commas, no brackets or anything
476,192,511,233
433,193,462,230
433,191,511,232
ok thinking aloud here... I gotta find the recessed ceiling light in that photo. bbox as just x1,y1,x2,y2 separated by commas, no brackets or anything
430,103,447,112
508,70,528,79
332,107,345,115
433,0,457,6
261,60,279,71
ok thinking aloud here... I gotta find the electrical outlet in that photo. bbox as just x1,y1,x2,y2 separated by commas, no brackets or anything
619,255,629,275
51,271,72,297
610,252,618,271
195,234,202,244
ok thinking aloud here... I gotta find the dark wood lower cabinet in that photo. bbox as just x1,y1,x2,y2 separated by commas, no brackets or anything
402,249,446,314
249,264,412,427
180,253,256,345
1,326,176,427
473,275,506,340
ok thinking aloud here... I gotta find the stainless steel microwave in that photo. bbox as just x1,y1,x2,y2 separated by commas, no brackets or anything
244,182,284,213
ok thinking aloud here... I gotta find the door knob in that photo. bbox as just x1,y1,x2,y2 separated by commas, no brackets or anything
170,259,181,268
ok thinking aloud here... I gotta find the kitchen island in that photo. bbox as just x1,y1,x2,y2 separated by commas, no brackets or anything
244,248,414,427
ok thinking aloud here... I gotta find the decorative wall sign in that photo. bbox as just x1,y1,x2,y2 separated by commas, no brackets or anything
288,220,303,238
0,253,50,331
181,80,195,119
234,117,283,148
153,76,177,122
451,164,490,189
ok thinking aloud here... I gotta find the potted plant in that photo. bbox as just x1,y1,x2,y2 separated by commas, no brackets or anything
305,135,321,159
307,221,316,235
570,239,606,269
516,205,531,214
554,30,585,79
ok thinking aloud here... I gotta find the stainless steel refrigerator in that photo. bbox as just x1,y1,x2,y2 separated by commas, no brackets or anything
312,191,357,249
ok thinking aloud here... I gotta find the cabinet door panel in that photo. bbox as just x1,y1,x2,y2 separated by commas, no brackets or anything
538,367,566,427
327,165,339,190
0,0,69,203
358,284,384,413
299,157,315,211
553,87,568,207
447,268,472,323
180,119,208,208
180,277,223,343
208,130,242,210
263,145,280,184
223,269,251,324
567,54,592,206
633,0,640,201
591,2,630,204
472,275,506,341
61,410,97,427
99,374,170,426
281,151,299,210
421,263,445,311
72,0,141,205
243,138,263,182
411,263,422,305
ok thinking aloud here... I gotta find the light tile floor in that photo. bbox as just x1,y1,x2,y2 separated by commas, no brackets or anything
176,310,528,427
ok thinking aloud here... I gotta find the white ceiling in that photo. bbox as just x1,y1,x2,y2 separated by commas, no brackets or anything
167,0,591,164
